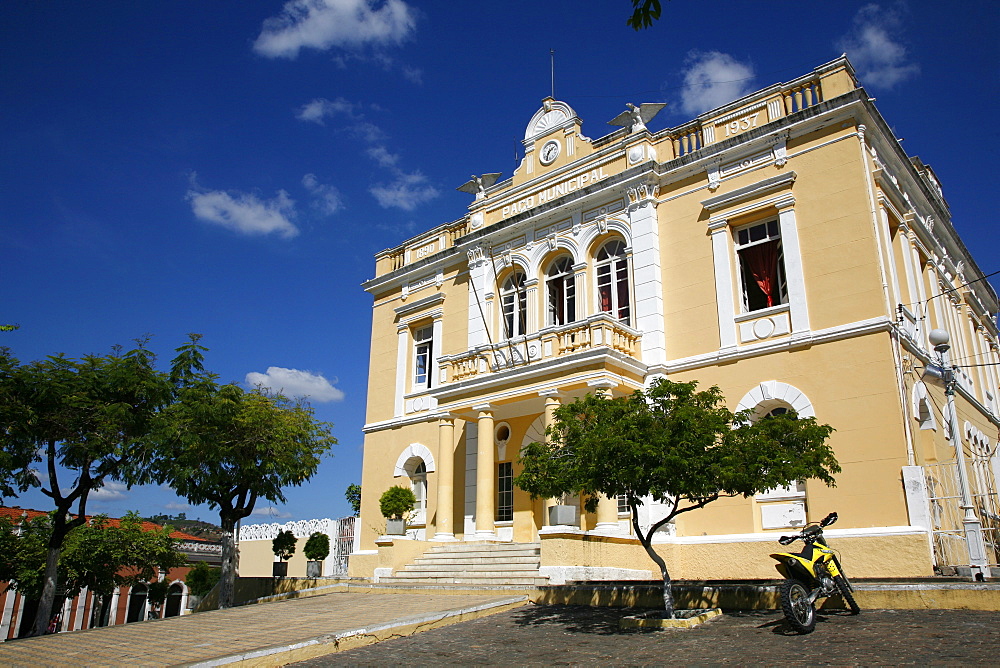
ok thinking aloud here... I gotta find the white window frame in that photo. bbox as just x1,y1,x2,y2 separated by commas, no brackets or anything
412,325,433,390
546,256,576,326
734,219,788,314
500,270,527,338
595,239,631,325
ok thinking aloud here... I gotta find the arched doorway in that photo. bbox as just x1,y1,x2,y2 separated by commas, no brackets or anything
125,584,147,623
164,583,184,618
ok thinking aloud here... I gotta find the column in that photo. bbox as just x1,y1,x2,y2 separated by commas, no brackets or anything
394,325,408,417
433,416,458,541
541,392,562,526
524,278,539,336
572,262,588,320
474,406,496,538
775,199,810,335
589,381,620,533
708,218,737,350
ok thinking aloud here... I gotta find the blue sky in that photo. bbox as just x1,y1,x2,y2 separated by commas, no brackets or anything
2,1,997,525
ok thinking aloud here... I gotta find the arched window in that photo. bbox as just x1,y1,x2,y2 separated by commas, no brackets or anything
546,256,576,326
410,461,427,525
500,271,527,337
596,240,630,324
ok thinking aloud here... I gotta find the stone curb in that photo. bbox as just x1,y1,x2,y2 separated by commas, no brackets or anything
182,595,529,667
620,608,723,629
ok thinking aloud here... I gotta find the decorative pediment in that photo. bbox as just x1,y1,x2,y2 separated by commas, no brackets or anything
524,98,578,142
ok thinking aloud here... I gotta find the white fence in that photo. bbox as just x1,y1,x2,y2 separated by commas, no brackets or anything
238,516,358,576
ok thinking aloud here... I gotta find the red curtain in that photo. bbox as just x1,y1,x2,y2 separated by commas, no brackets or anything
743,240,779,307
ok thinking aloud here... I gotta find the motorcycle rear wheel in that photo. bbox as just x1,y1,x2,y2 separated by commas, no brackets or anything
780,579,816,633
834,574,860,614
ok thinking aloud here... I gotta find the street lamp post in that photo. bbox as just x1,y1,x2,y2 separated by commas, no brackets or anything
929,328,990,580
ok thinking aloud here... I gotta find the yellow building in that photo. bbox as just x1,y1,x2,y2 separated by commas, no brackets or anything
353,57,1000,583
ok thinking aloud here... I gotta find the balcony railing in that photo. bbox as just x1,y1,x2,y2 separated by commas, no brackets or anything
440,313,642,383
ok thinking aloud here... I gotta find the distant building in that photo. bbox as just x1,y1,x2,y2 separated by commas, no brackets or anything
0,507,221,639
351,56,1000,583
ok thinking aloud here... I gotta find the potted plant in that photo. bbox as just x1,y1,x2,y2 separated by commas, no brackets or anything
303,531,330,578
271,529,296,577
379,485,416,536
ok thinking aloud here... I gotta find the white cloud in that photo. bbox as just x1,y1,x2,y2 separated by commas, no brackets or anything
90,481,129,502
246,366,345,402
187,181,299,239
165,502,191,511
366,145,399,168
837,3,919,89
679,51,755,116
296,96,358,125
251,506,294,519
370,170,439,211
302,173,343,215
254,0,417,59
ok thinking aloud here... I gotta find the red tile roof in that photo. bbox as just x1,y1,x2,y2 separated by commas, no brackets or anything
0,507,207,542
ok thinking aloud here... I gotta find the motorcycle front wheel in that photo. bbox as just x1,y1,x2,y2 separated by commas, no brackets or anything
834,575,860,614
780,579,816,633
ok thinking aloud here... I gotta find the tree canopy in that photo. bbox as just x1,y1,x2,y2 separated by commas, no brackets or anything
0,512,184,604
0,339,183,636
516,378,838,617
627,0,666,30
139,335,336,608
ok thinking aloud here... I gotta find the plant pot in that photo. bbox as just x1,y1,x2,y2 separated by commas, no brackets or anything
306,560,322,578
548,504,577,526
386,518,406,535
272,561,288,577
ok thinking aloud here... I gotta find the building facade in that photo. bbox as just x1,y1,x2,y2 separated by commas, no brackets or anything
0,507,220,639
353,57,1000,582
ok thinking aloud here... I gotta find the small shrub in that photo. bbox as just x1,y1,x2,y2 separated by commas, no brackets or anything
379,486,416,520
303,532,330,561
271,530,297,561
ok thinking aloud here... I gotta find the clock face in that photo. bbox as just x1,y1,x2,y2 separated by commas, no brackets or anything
540,140,561,165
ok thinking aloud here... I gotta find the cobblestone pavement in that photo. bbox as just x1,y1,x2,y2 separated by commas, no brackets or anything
294,605,1000,666
0,592,524,667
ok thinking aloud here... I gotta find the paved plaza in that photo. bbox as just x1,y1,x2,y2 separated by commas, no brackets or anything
295,605,1000,666
0,589,997,666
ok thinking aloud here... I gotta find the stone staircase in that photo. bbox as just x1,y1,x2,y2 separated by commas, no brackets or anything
378,542,548,587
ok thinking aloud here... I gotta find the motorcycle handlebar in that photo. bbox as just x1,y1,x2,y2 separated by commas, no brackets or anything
778,535,797,545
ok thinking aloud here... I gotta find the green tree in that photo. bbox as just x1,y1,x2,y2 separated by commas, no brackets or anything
272,529,297,561
515,379,838,618
345,483,362,516
0,512,185,623
627,0,667,30
141,336,336,609
0,341,181,636
185,561,221,598
303,531,330,562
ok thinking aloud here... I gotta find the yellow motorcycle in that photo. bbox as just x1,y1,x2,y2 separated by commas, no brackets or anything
769,511,860,633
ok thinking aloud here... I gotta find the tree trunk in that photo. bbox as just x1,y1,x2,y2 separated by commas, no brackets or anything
659,565,675,619
32,545,62,637
218,516,237,609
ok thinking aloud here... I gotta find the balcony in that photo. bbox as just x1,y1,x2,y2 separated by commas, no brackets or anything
440,313,642,384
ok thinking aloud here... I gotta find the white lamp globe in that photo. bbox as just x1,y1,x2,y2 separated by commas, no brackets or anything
929,329,950,347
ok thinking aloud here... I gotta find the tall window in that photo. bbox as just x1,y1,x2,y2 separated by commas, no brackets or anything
596,240,631,324
546,256,576,326
497,461,513,522
413,325,433,389
736,220,788,312
411,461,427,523
500,271,527,337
